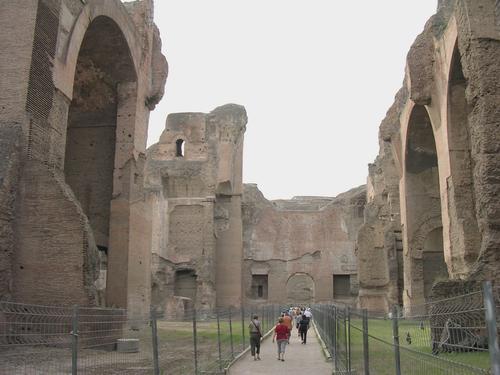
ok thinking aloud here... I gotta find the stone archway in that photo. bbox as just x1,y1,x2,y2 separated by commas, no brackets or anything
286,273,315,304
446,42,481,274
65,15,138,307
404,105,447,307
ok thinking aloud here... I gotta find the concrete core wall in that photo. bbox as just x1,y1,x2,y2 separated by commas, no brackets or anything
242,184,366,307
357,0,500,313
0,0,167,317
146,104,247,316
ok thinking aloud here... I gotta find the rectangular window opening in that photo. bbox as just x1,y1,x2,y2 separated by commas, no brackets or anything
251,275,268,300
333,274,351,299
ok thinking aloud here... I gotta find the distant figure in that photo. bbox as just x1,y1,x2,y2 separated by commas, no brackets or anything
273,317,289,362
294,310,302,336
248,315,262,360
299,314,310,344
304,307,313,319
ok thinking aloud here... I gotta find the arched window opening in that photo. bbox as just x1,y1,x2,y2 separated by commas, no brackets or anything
176,139,185,157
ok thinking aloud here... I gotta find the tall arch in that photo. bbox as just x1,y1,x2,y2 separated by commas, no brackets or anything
404,105,447,305
446,43,481,273
65,16,138,308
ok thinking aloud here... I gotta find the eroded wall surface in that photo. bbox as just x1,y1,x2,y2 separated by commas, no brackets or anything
146,104,247,316
242,184,366,306
356,89,406,312
0,0,167,318
357,0,500,312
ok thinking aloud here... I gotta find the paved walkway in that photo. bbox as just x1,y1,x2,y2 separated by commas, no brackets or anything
228,326,332,375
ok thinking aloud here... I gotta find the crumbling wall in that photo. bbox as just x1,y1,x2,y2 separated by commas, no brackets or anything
358,0,500,312
0,0,167,315
0,124,23,300
146,104,247,316
242,184,365,306
356,88,406,312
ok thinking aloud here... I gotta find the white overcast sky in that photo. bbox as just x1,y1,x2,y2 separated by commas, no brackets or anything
148,1,438,200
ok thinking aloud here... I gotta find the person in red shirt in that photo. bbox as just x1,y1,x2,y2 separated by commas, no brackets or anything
272,317,289,361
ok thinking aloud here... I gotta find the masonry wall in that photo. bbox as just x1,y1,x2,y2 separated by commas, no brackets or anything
0,0,167,318
357,0,500,313
146,105,247,316
242,184,366,306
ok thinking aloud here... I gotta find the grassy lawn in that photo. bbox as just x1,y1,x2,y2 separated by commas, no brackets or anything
347,319,490,375
155,318,276,374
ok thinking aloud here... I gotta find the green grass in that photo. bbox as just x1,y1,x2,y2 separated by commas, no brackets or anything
153,318,276,374
346,319,490,375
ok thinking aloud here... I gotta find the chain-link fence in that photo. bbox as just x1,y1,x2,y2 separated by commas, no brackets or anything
155,305,280,374
312,281,500,375
0,302,282,374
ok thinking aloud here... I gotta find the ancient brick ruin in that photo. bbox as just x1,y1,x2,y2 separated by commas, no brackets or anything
357,0,500,312
0,0,499,318
0,0,167,319
145,105,247,316
144,105,368,316
242,185,365,307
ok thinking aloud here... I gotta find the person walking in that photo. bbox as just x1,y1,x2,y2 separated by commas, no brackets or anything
273,317,289,361
294,309,302,337
298,313,310,344
248,314,262,360
304,307,312,319
282,312,293,343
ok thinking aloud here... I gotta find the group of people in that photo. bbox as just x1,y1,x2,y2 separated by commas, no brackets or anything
248,307,313,362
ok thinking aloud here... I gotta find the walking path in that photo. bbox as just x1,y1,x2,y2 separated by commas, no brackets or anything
228,326,332,375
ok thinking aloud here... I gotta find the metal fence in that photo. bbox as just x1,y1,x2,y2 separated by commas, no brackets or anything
312,281,500,375
0,302,281,374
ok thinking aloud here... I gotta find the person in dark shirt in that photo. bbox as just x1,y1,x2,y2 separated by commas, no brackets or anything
298,314,310,344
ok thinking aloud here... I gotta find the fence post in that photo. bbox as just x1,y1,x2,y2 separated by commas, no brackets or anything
260,306,266,333
333,306,338,371
362,309,370,375
392,305,402,375
229,307,234,359
151,309,160,375
192,309,199,375
241,306,246,350
216,310,223,372
347,306,352,373
483,281,500,375
71,305,79,375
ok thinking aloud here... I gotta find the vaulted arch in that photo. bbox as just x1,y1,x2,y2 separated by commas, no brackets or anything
404,105,447,304
446,42,481,273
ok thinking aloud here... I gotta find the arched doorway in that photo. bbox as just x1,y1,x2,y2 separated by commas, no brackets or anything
64,16,137,306
446,43,480,272
286,273,315,304
405,105,447,304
